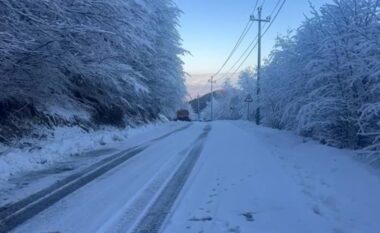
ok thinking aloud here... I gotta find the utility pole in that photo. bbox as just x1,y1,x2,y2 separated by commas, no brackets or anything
250,7,270,125
197,94,201,121
208,76,216,121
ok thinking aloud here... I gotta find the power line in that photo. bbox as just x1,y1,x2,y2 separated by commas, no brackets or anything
211,2,286,77
211,0,261,79
269,0,282,16
218,1,282,81
212,21,253,78
263,0,287,36
207,1,262,119
222,34,260,79
207,0,286,122
260,0,268,9
228,0,287,77
252,0,260,15
221,0,281,76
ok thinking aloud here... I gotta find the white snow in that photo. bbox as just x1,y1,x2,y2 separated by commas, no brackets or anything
0,121,185,186
4,121,380,233
163,121,380,233
10,123,206,233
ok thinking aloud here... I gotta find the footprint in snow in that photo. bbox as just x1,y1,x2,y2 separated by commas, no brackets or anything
228,226,241,233
241,212,255,222
333,228,346,233
320,180,330,187
312,205,322,216
189,216,213,222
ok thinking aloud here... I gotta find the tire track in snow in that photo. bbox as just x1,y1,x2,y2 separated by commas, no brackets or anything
96,147,191,233
0,123,192,233
130,124,211,233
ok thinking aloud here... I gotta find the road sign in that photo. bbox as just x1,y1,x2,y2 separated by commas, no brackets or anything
245,94,253,103
245,94,253,121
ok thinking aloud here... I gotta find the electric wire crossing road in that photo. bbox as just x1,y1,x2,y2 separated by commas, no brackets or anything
206,0,287,123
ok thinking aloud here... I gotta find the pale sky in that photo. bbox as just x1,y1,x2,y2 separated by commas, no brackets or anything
174,0,329,97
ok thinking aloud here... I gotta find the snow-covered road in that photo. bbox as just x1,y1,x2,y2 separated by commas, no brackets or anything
4,121,380,233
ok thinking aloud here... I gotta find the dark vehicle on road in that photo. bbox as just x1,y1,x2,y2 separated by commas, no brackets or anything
176,109,191,121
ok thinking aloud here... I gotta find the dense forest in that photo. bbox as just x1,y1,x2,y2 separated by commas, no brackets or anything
0,0,186,144
206,0,380,156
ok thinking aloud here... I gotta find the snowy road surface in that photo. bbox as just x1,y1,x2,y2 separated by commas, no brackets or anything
3,121,380,233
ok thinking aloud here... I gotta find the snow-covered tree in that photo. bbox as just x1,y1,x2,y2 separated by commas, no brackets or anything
258,0,380,151
201,79,243,120
0,0,186,143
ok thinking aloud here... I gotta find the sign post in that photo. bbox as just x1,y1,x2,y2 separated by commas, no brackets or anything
244,94,253,121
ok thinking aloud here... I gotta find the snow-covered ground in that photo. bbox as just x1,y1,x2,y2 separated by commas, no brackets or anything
0,121,188,206
164,121,380,233
10,123,206,233
3,121,380,233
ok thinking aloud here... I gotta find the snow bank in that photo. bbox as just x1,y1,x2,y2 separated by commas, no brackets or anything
234,121,377,166
0,122,170,183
